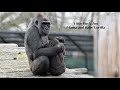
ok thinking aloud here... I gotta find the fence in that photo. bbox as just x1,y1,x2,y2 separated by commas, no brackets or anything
0,30,93,70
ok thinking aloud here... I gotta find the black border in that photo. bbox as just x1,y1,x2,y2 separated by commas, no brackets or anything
0,8,119,12
0,78,119,88
1,0,120,11
0,1,119,87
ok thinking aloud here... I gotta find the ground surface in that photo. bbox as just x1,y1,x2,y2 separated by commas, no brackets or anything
0,59,94,78
0,44,94,78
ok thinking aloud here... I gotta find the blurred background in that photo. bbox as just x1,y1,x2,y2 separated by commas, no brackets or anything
0,12,102,32
0,12,117,75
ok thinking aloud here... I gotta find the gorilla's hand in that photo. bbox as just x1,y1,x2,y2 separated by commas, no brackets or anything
56,37,65,43
56,43,65,53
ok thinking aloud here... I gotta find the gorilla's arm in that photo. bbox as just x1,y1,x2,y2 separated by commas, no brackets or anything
33,44,64,59
26,26,64,59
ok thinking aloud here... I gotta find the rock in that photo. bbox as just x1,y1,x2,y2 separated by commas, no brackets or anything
16,47,27,60
73,68,88,74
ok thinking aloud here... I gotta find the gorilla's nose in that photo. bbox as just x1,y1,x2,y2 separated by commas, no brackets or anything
44,25,49,30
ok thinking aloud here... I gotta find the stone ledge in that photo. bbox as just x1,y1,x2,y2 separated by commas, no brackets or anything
0,44,18,60
0,44,18,47
0,58,94,78
0,44,94,78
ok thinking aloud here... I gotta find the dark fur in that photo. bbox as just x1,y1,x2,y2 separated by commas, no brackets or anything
46,38,66,76
24,13,66,76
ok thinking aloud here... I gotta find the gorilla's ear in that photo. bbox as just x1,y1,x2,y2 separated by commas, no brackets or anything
35,20,38,25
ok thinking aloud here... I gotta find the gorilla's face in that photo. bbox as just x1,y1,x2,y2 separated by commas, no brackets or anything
34,14,51,36
41,21,50,35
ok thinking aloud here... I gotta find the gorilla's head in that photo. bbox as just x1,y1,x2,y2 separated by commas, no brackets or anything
34,13,51,36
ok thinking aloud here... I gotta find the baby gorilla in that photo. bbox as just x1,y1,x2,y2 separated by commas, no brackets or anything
46,37,66,76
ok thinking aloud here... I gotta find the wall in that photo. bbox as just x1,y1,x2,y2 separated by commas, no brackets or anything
94,13,120,77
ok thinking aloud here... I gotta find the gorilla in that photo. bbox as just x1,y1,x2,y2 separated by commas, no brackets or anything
24,12,66,76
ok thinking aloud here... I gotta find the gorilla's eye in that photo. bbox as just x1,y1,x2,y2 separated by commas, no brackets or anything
35,20,38,25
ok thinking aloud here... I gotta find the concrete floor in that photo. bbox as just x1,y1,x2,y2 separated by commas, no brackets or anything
0,59,94,78
0,44,94,78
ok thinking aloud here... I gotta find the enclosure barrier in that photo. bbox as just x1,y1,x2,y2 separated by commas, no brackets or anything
94,14,120,77
0,31,93,71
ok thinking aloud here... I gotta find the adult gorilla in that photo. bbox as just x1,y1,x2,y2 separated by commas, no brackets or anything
24,12,66,76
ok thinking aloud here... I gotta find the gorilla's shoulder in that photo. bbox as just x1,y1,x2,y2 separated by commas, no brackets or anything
27,26,38,32
25,26,39,39
26,26,39,36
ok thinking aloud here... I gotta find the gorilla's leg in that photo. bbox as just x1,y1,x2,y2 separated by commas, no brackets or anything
49,55,66,76
30,56,49,76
